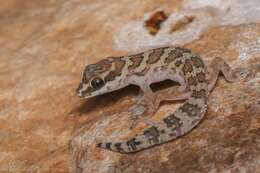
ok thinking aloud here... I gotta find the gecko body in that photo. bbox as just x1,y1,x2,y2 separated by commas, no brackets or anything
76,47,237,153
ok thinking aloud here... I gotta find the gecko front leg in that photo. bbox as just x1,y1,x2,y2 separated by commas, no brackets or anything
129,81,190,128
129,82,157,128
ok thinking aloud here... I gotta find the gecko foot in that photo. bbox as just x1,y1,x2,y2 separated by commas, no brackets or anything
129,101,159,129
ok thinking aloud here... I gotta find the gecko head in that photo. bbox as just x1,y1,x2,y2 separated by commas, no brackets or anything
76,59,120,98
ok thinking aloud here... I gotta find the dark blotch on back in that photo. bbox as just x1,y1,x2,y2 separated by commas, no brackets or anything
164,48,183,64
147,47,165,64
129,53,144,70
111,57,125,76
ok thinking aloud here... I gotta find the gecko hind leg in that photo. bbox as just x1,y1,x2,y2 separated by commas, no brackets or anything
206,57,240,91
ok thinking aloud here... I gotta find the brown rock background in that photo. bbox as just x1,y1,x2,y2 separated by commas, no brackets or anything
0,0,259,173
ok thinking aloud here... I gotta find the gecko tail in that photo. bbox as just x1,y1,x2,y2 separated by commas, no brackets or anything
96,99,207,153
96,113,187,153
96,142,133,153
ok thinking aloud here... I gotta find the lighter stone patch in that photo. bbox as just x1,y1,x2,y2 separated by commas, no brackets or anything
16,75,71,102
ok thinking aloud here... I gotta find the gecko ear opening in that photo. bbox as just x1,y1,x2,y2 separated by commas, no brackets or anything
91,77,105,90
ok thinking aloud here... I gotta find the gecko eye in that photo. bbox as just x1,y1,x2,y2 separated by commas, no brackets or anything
91,77,105,90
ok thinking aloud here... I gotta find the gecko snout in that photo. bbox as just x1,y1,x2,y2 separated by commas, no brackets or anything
75,83,84,97
75,90,82,97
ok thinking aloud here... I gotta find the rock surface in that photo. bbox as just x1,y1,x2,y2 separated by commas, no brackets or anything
0,0,259,173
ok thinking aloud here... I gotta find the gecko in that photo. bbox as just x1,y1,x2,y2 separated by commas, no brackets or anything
76,47,239,153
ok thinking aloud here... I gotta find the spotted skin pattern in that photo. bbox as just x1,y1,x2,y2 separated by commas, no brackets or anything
76,47,238,153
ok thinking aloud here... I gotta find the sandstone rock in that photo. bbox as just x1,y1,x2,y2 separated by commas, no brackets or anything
0,0,259,173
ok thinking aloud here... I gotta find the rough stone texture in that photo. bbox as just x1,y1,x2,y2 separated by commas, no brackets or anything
0,0,259,173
